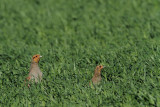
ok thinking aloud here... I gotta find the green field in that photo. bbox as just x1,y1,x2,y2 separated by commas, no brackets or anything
0,0,160,106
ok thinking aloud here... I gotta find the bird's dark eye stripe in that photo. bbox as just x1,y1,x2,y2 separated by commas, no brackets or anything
33,56,37,59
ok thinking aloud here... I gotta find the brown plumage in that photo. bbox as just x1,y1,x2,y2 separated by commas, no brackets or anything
25,54,42,87
89,65,104,86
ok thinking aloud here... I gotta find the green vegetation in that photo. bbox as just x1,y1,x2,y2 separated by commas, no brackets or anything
0,0,160,106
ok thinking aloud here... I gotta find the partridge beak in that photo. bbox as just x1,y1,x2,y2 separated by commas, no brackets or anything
102,66,106,68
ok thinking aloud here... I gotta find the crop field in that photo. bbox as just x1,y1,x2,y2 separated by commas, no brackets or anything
0,0,160,106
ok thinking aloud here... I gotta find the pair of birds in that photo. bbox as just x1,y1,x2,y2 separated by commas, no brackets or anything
26,54,104,87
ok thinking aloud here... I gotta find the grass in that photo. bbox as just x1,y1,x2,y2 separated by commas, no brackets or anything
0,0,160,106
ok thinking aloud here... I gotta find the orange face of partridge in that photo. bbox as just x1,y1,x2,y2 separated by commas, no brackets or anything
94,65,104,76
95,65,104,74
32,54,42,63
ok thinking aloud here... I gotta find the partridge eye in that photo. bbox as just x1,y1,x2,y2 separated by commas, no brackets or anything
99,65,101,67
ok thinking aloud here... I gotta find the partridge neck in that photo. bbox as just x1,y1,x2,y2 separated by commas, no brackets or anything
31,61,39,67
94,70,101,77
